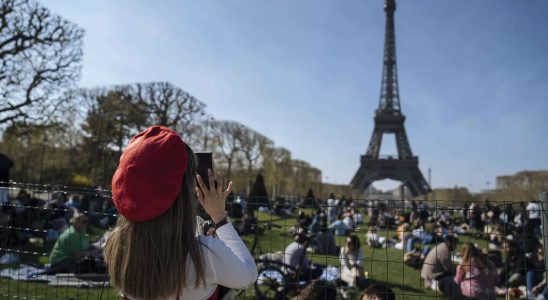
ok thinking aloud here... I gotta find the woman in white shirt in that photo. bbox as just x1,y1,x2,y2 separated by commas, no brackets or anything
340,234,366,288
104,126,257,300
366,226,387,248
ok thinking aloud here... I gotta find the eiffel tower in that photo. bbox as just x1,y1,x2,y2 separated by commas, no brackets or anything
351,0,431,197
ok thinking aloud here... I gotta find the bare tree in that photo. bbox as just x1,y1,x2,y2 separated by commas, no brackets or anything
129,82,206,132
238,124,273,192
289,159,322,196
0,0,84,125
263,146,292,197
209,120,244,182
180,114,214,151
70,82,207,146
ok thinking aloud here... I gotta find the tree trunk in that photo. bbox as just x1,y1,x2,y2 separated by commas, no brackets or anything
226,155,233,183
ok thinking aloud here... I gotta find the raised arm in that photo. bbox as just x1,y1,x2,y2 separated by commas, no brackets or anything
196,171,258,288
202,224,258,288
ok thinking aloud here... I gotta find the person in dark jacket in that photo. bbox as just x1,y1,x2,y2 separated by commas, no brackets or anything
0,153,13,204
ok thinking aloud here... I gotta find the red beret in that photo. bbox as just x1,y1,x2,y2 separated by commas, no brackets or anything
111,126,188,222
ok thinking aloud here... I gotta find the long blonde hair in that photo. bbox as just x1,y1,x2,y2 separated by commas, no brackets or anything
460,242,486,273
104,145,206,299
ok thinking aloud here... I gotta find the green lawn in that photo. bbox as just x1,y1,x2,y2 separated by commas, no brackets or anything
1,211,490,299
236,211,490,300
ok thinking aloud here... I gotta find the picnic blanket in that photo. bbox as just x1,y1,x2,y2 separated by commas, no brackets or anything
257,265,340,286
0,264,109,287
48,275,109,288
0,264,52,282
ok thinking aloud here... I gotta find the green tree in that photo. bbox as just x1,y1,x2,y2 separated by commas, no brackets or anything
302,188,317,208
0,122,74,184
80,90,147,186
249,173,269,211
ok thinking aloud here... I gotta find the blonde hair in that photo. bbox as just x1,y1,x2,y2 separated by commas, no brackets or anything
460,242,486,273
104,145,206,299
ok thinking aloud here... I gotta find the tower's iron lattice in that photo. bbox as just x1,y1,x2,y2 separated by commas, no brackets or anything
351,0,431,197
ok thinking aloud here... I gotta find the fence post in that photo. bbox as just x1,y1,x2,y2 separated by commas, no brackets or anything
541,192,548,282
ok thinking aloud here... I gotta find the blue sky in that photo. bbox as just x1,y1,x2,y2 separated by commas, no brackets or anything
41,0,548,192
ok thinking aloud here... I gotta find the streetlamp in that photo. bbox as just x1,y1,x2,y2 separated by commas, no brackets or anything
202,116,214,150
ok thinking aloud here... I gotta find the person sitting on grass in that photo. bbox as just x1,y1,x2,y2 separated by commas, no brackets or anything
44,211,103,274
329,214,348,236
311,228,338,255
421,235,458,293
366,226,386,248
309,208,327,234
353,208,364,225
454,242,498,300
97,198,117,228
283,231,323,281
342,209,356,232
411,221,434,245
237,210,261,235
297,210,313,229
360,282,396,300
498,238,530,288
340,234,366,288
403,246,423,269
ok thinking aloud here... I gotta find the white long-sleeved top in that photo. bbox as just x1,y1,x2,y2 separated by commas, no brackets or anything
339,247,365,274
124,223,258,300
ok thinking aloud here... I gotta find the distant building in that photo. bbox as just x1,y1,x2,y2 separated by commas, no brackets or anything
496,170,548,190
420,187,474,206
391,184,412,199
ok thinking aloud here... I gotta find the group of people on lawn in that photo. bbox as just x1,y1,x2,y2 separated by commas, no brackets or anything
0,188,114,274
282,195,547,300
415,200,546,300
3,145,546,300
280,202,393,299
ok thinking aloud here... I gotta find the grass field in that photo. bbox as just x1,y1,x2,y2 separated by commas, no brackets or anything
236,211,484,300
1,211,489,299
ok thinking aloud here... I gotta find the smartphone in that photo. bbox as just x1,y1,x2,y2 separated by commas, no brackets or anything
195,152,213,220
195,152,213,189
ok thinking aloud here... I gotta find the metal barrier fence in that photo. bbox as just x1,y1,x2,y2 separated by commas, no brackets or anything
1,182,547,300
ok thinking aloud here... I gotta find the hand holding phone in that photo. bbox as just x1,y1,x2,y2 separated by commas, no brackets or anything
195,152,213,189
196,168,233,224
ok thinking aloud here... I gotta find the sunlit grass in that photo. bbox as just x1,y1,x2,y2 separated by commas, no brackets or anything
1,209,491,299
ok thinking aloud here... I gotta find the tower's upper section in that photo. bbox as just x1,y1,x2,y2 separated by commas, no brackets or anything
378,0,401,114
384,0,396,13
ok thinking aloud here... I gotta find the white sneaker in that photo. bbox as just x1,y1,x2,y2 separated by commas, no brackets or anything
340,288,350,299
429,279,440,292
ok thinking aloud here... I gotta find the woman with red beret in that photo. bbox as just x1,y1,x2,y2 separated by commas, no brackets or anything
104,126,257,300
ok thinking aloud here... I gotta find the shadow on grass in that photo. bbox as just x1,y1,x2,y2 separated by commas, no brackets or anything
367,278,427,295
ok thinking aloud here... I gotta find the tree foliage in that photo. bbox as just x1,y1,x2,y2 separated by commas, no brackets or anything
302,188,317,208
249,173,269,210
0,1,328,196
79,90,147,184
